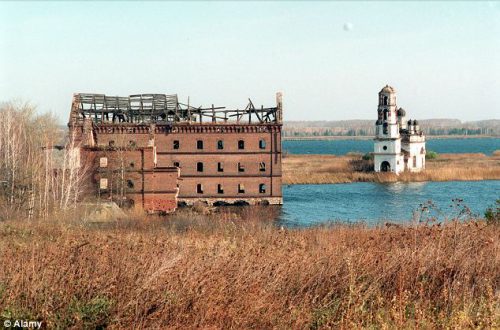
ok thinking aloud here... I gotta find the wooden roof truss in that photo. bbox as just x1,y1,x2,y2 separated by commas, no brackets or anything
72,93,282,125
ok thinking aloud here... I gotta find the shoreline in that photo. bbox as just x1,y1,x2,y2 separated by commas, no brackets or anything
283,135,499,141
283,152,500,185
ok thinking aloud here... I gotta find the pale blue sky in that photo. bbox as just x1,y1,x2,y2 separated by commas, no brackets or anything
1,1,499,122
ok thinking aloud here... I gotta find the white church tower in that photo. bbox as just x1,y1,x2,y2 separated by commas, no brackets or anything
374,85,405,174
374,85,426,174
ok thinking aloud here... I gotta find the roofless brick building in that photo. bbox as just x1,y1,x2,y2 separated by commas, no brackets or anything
69,93,283,213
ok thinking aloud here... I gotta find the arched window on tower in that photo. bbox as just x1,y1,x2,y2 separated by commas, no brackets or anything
383,96,388,105
383,123,388,134
383,109,388,121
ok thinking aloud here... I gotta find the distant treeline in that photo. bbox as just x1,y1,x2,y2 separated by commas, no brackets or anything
283,119,500,137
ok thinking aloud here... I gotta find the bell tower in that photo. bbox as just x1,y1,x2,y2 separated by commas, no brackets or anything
376,85,399,138
374,85,404,174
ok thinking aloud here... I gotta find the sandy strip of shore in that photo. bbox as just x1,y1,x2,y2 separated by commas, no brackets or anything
283,152,500,185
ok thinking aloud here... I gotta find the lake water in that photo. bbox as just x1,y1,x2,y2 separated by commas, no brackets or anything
278,180,500,227
283,137,500,155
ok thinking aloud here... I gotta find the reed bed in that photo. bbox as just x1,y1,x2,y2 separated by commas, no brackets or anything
0,212,498,329
283,152,500,185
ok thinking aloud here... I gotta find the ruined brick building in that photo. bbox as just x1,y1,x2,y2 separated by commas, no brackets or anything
69,93,283,213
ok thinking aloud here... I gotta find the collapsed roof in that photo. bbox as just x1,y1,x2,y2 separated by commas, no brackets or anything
70,93,282,125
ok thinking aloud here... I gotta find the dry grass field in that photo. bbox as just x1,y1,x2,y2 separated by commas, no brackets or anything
283,152,500,185
0,211,499,329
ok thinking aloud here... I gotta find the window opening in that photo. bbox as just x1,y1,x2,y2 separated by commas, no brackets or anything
100,178,108,190
259,140,266,149
99,157,108,168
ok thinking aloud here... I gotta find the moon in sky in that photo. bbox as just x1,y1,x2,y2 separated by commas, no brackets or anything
343,22,353,31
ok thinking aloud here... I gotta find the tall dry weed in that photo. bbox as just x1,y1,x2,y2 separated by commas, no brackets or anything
283,154,500,185
0,215,498,329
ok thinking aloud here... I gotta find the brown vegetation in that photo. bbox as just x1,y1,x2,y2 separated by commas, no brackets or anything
0,213,498,329
283,152,500,185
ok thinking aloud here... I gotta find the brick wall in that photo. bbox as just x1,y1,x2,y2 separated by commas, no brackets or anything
87,147,179,212
74,122,282,208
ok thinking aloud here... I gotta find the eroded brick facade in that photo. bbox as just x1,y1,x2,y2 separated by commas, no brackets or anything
69,93,283,212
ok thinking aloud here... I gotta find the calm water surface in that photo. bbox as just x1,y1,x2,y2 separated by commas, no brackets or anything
283,138,500,155
278,180,500,227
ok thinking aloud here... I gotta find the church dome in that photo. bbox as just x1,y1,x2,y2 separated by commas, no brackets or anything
407,119,413,126
379,85,395,94
397,108,406,117
413,120,419,125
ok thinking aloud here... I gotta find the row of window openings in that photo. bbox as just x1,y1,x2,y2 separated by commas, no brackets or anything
100,158,266,172
174,139,266,150
99,179,267,194
187,162,265,172
197,183,267,194
107,140,267,149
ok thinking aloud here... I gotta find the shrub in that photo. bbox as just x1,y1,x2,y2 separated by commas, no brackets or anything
484,199,500,224
426,150,438,159
59,296,113,329
362,152,373,161
350,153,374,172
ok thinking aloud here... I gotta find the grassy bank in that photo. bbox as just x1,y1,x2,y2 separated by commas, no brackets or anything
0,214,498,329
283,152,500,185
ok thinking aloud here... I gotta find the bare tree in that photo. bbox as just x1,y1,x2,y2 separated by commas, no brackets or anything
0,101,89,220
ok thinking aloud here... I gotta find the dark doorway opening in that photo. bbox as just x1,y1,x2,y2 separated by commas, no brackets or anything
381,161,391,172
